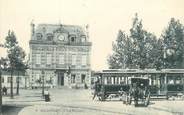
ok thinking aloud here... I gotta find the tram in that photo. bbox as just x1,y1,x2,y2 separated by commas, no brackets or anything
94,69,184,101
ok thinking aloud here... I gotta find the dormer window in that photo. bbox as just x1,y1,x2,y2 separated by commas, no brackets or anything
81,37,86,42
36,33,43,40
71,36,76,42
47,33,53,41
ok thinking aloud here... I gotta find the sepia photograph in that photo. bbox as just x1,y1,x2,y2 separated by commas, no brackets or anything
0,0,184,115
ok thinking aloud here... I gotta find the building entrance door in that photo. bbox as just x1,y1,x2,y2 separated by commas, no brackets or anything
58,72,64,86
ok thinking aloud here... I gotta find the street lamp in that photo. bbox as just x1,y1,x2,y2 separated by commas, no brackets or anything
41,70,45,97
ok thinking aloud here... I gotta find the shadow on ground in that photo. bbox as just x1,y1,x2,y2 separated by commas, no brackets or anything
2,105,26,115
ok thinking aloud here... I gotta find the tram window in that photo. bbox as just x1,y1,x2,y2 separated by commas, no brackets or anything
168,79,174,84
107,77,111,84
176,76,181,84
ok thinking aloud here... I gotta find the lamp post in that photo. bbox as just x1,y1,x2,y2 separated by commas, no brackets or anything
42,70,45,97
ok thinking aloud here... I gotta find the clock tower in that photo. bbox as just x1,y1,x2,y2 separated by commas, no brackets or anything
28,23,92,89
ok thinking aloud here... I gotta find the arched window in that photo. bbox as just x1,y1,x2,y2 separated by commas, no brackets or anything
46,33,53,41
71,36,76,42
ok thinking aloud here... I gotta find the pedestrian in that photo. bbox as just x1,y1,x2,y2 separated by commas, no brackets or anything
3,86,7,95
44,89,50,102
92,79,100,100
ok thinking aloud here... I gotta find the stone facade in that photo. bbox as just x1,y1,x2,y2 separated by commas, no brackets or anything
28,23,92,88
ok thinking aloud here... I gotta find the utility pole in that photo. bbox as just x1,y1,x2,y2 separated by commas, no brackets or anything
0,44,6,115
0,69,2,115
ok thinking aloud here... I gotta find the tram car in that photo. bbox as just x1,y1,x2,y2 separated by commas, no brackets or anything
96,84,130,101
94,69,184,102
166,84,184,99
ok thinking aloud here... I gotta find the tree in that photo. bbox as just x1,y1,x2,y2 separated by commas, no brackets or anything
154,39,165,70
108,30,135,69
4,31,18,98
108,13,164,70
4,30,26,98
14,46,26,95
162,18,184,68
130,14,151,69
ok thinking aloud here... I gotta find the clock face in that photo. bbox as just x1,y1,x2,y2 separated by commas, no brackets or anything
58,35,65,41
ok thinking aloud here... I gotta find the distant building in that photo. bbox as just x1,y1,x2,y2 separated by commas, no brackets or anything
1,71,27,89
28,23,92,88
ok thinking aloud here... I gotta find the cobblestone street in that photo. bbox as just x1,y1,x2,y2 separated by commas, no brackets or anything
2,88,184,115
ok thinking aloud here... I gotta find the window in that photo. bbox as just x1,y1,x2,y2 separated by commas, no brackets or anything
46,33,53,41
46,54,52,65
81,74,86,83
36,74,40,80
16,77,18,83
77,55,81,65
1,77,4,83
71,74,76,83
81,55,87,65
8,77,11,83
16,77,21,83
59,54,64,64
36,33,43,40
71,36,76,42
71,54,76,65
81,37,86,42
36,54,41,65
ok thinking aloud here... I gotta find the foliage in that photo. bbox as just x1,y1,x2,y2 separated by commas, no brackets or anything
108,30,135,69
162,18,184,68
4,30,27,71
108,13,166,69
4,30,27,96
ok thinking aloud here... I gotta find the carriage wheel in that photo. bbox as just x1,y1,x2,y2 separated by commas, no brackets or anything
101,94,105,101
98,96,102,101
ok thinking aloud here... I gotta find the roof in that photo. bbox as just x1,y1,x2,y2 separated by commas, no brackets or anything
35,24,86,35
94,69,184,75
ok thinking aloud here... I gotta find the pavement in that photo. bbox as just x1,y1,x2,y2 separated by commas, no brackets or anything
2,88,184,115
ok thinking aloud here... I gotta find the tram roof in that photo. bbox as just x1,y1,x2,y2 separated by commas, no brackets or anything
95,69,184,75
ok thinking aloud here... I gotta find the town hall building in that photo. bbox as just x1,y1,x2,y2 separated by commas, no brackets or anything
28,23,92,88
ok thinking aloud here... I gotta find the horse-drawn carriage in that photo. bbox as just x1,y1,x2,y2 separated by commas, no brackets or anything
124,78,150,107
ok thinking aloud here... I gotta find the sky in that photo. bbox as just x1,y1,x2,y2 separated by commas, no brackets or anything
0,0,184,71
